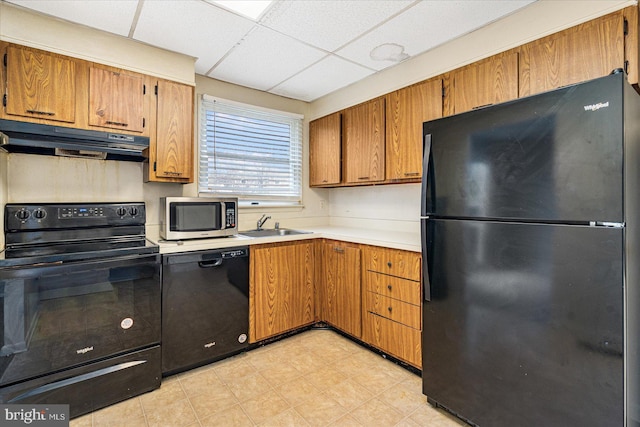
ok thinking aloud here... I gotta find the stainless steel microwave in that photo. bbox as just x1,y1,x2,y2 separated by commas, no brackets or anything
160,197,238,240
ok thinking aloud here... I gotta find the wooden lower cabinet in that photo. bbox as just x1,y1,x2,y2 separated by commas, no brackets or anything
249,241,315,342
321,240,362,338
362,246,422,368
363,312,422,368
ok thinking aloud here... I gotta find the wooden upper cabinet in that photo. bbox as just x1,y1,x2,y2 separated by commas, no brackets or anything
451,51,519,115
520,11,625,97
343,97,385,184
386,78,443,181
151,79,194,182
309,112,341,186
4,45,76,123
88,67,145,133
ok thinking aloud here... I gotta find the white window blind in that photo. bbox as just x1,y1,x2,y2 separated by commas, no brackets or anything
199,95,303,204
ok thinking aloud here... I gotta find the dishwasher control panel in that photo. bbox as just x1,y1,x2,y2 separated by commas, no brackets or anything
221,248,248,258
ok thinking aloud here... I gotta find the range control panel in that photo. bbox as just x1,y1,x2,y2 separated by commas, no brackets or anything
5,202,146,231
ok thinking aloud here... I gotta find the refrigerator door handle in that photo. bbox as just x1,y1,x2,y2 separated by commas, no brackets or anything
421,133,433,217
422,219,432,302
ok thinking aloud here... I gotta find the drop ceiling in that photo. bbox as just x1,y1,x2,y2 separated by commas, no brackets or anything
3,0,536,102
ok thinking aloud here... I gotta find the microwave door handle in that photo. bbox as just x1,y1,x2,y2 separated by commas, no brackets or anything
221,202,226,229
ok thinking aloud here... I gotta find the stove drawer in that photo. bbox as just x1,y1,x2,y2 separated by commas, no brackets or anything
0,345,160,419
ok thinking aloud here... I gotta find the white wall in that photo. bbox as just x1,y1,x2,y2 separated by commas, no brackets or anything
192,75,331,232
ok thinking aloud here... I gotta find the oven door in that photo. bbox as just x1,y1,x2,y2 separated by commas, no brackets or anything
0,253,160,386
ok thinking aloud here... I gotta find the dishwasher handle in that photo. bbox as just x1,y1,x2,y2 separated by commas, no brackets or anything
198,258,223,268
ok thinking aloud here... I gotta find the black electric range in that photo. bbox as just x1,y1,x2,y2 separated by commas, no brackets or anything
0,202,161,419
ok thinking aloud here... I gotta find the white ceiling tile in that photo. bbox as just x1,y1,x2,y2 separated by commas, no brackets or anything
337,0,535,71
261,0,414,52
134,0,256,75
208,26,326,91
270,55,374,102
5,0,139,36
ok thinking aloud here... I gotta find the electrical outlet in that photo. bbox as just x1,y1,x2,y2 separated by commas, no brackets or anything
320,199,326,210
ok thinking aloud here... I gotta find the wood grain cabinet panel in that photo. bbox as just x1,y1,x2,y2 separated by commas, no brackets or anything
519,12,625,97
364,312,422,367
147,79,194,183
386,79,443,181
451,51,519,114
343,97,385,184
365,292,421,330
5,45,76,123
89,67,145,133
309,112,341,186
250,241,315,342
362,245,422,368
366,273,421,306
321,240,362,338
363,246,421,281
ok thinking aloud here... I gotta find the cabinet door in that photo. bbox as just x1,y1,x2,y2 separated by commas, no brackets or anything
251,242,315,342
309,112,341,186
5,45,76,123
520,12,625,97
386,79,443,180
89,67,145,133
154,80,194,181
451,51,519,114
343,98,385,184
322,241,361,338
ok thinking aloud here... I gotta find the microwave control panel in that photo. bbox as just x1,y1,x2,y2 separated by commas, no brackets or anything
225,202,236,228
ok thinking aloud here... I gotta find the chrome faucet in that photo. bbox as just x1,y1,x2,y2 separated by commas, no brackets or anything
256,214,271,230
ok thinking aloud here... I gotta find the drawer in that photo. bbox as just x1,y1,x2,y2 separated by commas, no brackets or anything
362,312,421,368
365,291,421,329
366,272,421,305
363,246,421,281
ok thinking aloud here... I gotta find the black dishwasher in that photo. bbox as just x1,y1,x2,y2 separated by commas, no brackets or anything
161,246,249,375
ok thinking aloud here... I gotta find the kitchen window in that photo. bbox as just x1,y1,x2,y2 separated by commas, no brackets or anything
199,95,303,206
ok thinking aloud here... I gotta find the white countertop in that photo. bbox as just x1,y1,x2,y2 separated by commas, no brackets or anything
149,226,421,254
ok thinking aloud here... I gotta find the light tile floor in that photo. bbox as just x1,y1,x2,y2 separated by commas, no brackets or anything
70,329,466,427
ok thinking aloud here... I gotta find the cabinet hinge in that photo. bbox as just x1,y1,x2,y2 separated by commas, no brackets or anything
153,161,157,172
155,85,158,96
624,18,629,36
2,94,6,107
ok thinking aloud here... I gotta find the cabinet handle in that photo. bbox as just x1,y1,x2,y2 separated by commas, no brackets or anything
404,172,420,177
387,306,393,312
387,261,392,268
358,176,370,180
163,171,183,176
387,284,392,291
333,247,345,253
26,109,54,116
105,120,129,127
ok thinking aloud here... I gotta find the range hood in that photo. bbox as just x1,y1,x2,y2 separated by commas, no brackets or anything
0,119,149,162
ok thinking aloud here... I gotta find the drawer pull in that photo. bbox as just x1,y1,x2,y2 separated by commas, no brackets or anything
105,120,129,127
387,284,392,291
387,261,392,268
334,247,345,253
387,306,393,312
26,109,55,116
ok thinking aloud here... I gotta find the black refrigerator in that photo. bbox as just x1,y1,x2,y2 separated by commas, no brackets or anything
421,71,640,427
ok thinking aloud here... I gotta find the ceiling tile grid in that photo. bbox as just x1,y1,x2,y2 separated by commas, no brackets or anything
3,0,537,101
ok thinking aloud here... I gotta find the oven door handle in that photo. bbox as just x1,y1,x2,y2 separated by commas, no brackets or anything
198,259,223,268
